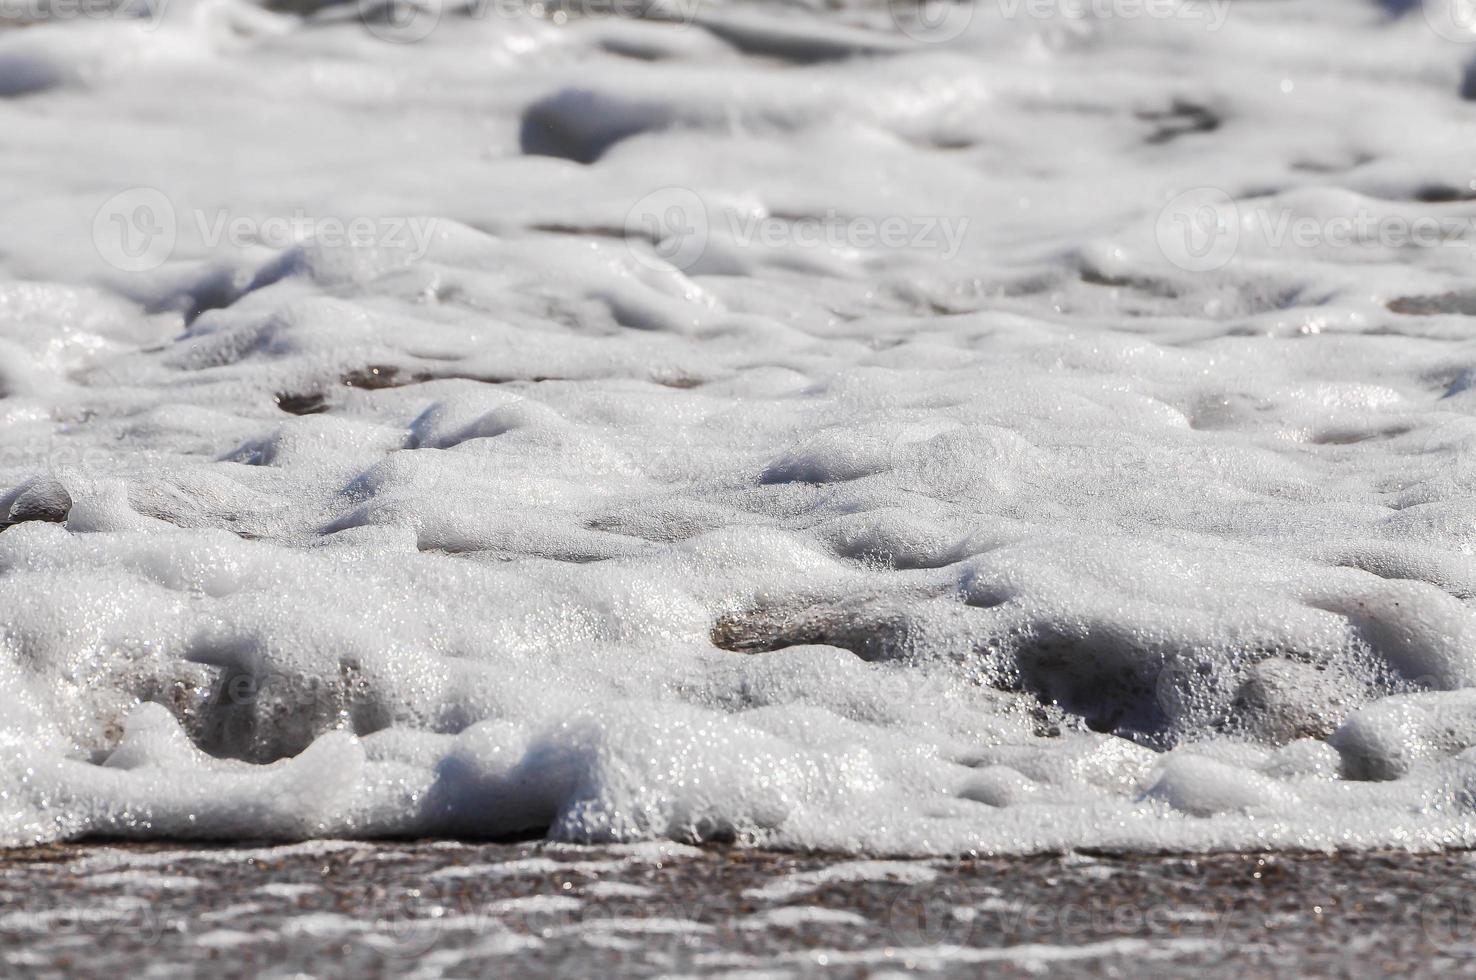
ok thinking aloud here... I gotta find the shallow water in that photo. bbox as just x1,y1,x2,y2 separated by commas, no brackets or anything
2,0,1476,853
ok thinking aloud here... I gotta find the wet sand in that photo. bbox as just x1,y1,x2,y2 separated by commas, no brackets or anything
2,842,1475,976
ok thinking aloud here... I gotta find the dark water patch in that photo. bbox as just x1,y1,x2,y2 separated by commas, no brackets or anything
520,90,653,164
275,366,607,415
274,392,330,416
1136,100,1220,146
1389,292,1476,316
1413,184,1476,204
695,13,906,64
529,223,629,239
1307,424,1414,446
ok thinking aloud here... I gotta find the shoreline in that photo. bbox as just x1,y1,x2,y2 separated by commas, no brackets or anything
1,841,1473,975
12,834,1476,860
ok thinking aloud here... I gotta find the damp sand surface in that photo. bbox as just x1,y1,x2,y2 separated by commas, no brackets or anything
2,842,1474,977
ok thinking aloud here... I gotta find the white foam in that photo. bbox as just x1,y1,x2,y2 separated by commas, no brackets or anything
490,894,584,915
738,907,871,930
744,862,939,902
1,0,1475,856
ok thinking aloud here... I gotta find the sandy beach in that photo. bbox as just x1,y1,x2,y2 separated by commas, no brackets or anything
6,3,1476,976
3,843,1475,976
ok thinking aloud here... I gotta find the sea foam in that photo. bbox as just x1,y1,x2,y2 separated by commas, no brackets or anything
1,0,1476,853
